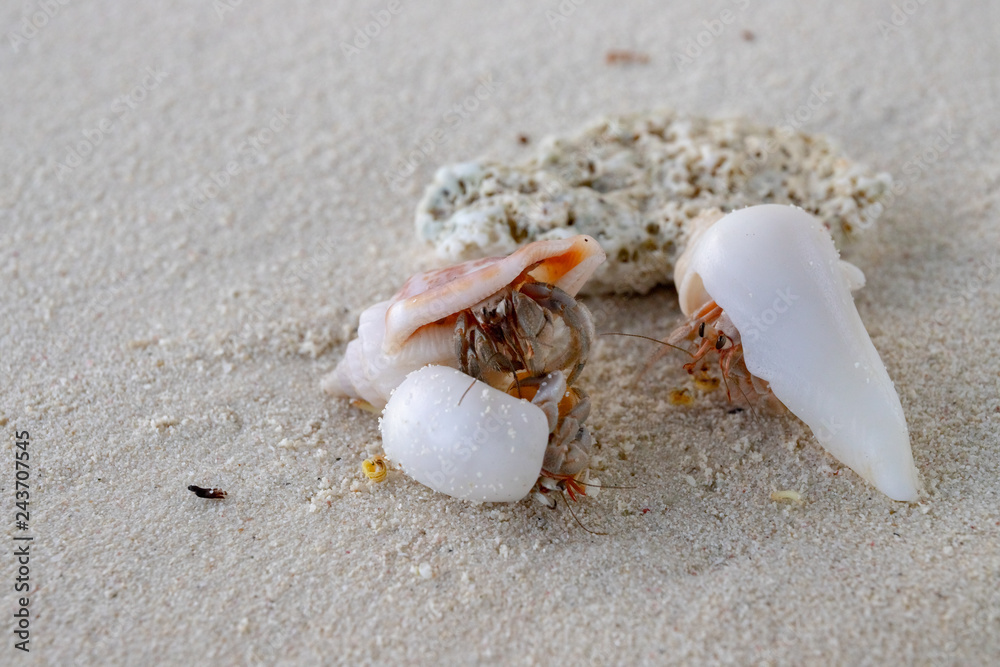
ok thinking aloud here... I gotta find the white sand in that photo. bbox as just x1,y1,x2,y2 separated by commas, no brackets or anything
2,1,999,664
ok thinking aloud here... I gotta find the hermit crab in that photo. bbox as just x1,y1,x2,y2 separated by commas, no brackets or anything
380,365,592,504
324,235,606,503
661,205,920,501
323,235,604,408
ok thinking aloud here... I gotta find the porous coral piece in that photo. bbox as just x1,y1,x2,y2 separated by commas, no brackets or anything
416,110,891,294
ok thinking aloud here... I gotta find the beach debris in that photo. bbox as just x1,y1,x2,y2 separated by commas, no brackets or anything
188,485,227,499
770,489,803,503
361,455,389,483
605,49,650,65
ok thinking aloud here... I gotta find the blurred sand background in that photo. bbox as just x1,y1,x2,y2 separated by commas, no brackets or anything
2,1,999,664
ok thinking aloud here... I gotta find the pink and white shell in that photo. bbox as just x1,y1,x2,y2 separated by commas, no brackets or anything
322,235,605,408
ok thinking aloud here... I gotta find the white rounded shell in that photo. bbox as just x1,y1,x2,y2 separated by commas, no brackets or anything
380,365,549,503
675,205,920,501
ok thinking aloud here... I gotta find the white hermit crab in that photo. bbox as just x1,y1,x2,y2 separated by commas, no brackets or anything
664,204,920,501
324,235,606,503
380,365,593,504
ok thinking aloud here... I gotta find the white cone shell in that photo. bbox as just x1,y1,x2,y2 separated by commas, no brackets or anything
679,205,919,501
380,366,549,503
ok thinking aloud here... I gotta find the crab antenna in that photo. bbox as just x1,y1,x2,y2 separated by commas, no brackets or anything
572,479,636,490
599,331,693,356
561,493,607,536
600,331,697,386
457,377,477,406
730,372,760,423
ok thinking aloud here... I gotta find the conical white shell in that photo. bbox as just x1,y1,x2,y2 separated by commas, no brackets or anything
380,365,549,502
676,205,920,501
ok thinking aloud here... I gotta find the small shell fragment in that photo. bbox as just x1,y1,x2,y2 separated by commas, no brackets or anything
362,456,388,483
770,490,802,503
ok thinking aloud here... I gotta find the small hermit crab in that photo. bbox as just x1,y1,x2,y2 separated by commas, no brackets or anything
379,365,595,505
324,236,606,505
322,235,605,409
650,205,920,501
653,296,775,410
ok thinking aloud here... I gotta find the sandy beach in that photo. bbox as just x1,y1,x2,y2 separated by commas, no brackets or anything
2,1,999,664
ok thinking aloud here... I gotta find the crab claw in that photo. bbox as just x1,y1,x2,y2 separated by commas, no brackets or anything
677,205,920,501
